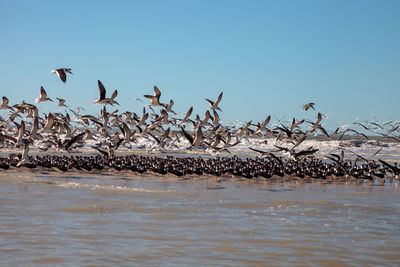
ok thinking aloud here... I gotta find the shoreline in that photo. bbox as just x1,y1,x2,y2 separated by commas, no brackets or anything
1,161,394,186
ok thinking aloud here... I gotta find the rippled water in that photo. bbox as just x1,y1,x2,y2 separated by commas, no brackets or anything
1,170,399,266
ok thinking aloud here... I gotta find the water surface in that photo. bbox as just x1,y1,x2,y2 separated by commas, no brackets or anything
1,171,399,266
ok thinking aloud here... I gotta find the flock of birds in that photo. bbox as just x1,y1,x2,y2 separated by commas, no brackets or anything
1,68,399,183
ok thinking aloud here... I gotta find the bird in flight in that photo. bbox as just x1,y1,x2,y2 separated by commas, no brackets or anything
93,80,118,106
205,92,223,112
144,86,165,107
51,68,73,83
301,102,315,111
35,86,53,103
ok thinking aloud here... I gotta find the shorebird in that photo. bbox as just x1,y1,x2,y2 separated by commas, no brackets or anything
56,97,68,108
181,127,204,149
144,86,165,107
35,86,53,103
176,106,193,125
301,102,315,111
1,96,13,110
51,68,73,83
162,99,176,114
205,92,223,111
94,80,118,105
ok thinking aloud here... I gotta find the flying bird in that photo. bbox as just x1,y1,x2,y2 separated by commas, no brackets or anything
56,97,68,108
301,102,315,111
94,80,118,105
205,92,223,112
51,68,73,83
35,86,53,103
1,96,13,110
144,86,164,107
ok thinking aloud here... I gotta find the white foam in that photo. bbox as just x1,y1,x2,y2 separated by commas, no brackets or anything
57,182,173,193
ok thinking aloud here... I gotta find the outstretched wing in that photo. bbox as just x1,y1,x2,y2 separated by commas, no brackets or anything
57,69,67,83
97,80,106,100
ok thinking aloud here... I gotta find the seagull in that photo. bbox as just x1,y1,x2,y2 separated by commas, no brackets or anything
94,80,117,105
51,68,73,83
205,92,223,111
35,86,53,103
144,86,165,107
301,102,315,111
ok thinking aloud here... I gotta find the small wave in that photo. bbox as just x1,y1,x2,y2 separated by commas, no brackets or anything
57,182,172,193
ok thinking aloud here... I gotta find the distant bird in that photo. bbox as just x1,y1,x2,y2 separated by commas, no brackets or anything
56,97,68,108
301,102,315,111
144,86,164,107
179,106,193,124
205,92,223,111
162,99,176,114
94,80,118,105
51,68,72,83
35,86,53,103
1,96,13,110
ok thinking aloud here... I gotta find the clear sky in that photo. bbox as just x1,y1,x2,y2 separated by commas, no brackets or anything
1,0,399,130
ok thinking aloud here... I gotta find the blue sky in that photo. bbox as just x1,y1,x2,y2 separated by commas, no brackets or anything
1,0,399,130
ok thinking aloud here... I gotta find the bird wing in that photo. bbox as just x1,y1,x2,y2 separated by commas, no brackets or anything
249,147,268,155
181,106,193,122
181,127,194,145
64,132,85,151
143,95,154,100
40,86,47,98
215,92,223,105
110,90,118,101
154,86,161,98
57,69,67,82
97,80,106,100
205,98,214,106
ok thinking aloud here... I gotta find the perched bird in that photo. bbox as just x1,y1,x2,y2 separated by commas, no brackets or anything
205,92,223,111
301,102,315,111
51,68,73,83
35,86,53,103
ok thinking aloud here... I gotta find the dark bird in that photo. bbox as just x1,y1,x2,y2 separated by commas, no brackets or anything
94,80,118,105
301,102,315,111
51,68,73,83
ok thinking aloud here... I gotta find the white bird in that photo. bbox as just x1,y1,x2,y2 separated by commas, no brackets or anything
51,68,73,83
35,86,53,103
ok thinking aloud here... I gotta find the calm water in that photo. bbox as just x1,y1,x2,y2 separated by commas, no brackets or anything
1,170,399,266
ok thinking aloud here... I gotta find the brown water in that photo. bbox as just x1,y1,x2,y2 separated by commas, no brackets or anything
1,170,399,266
